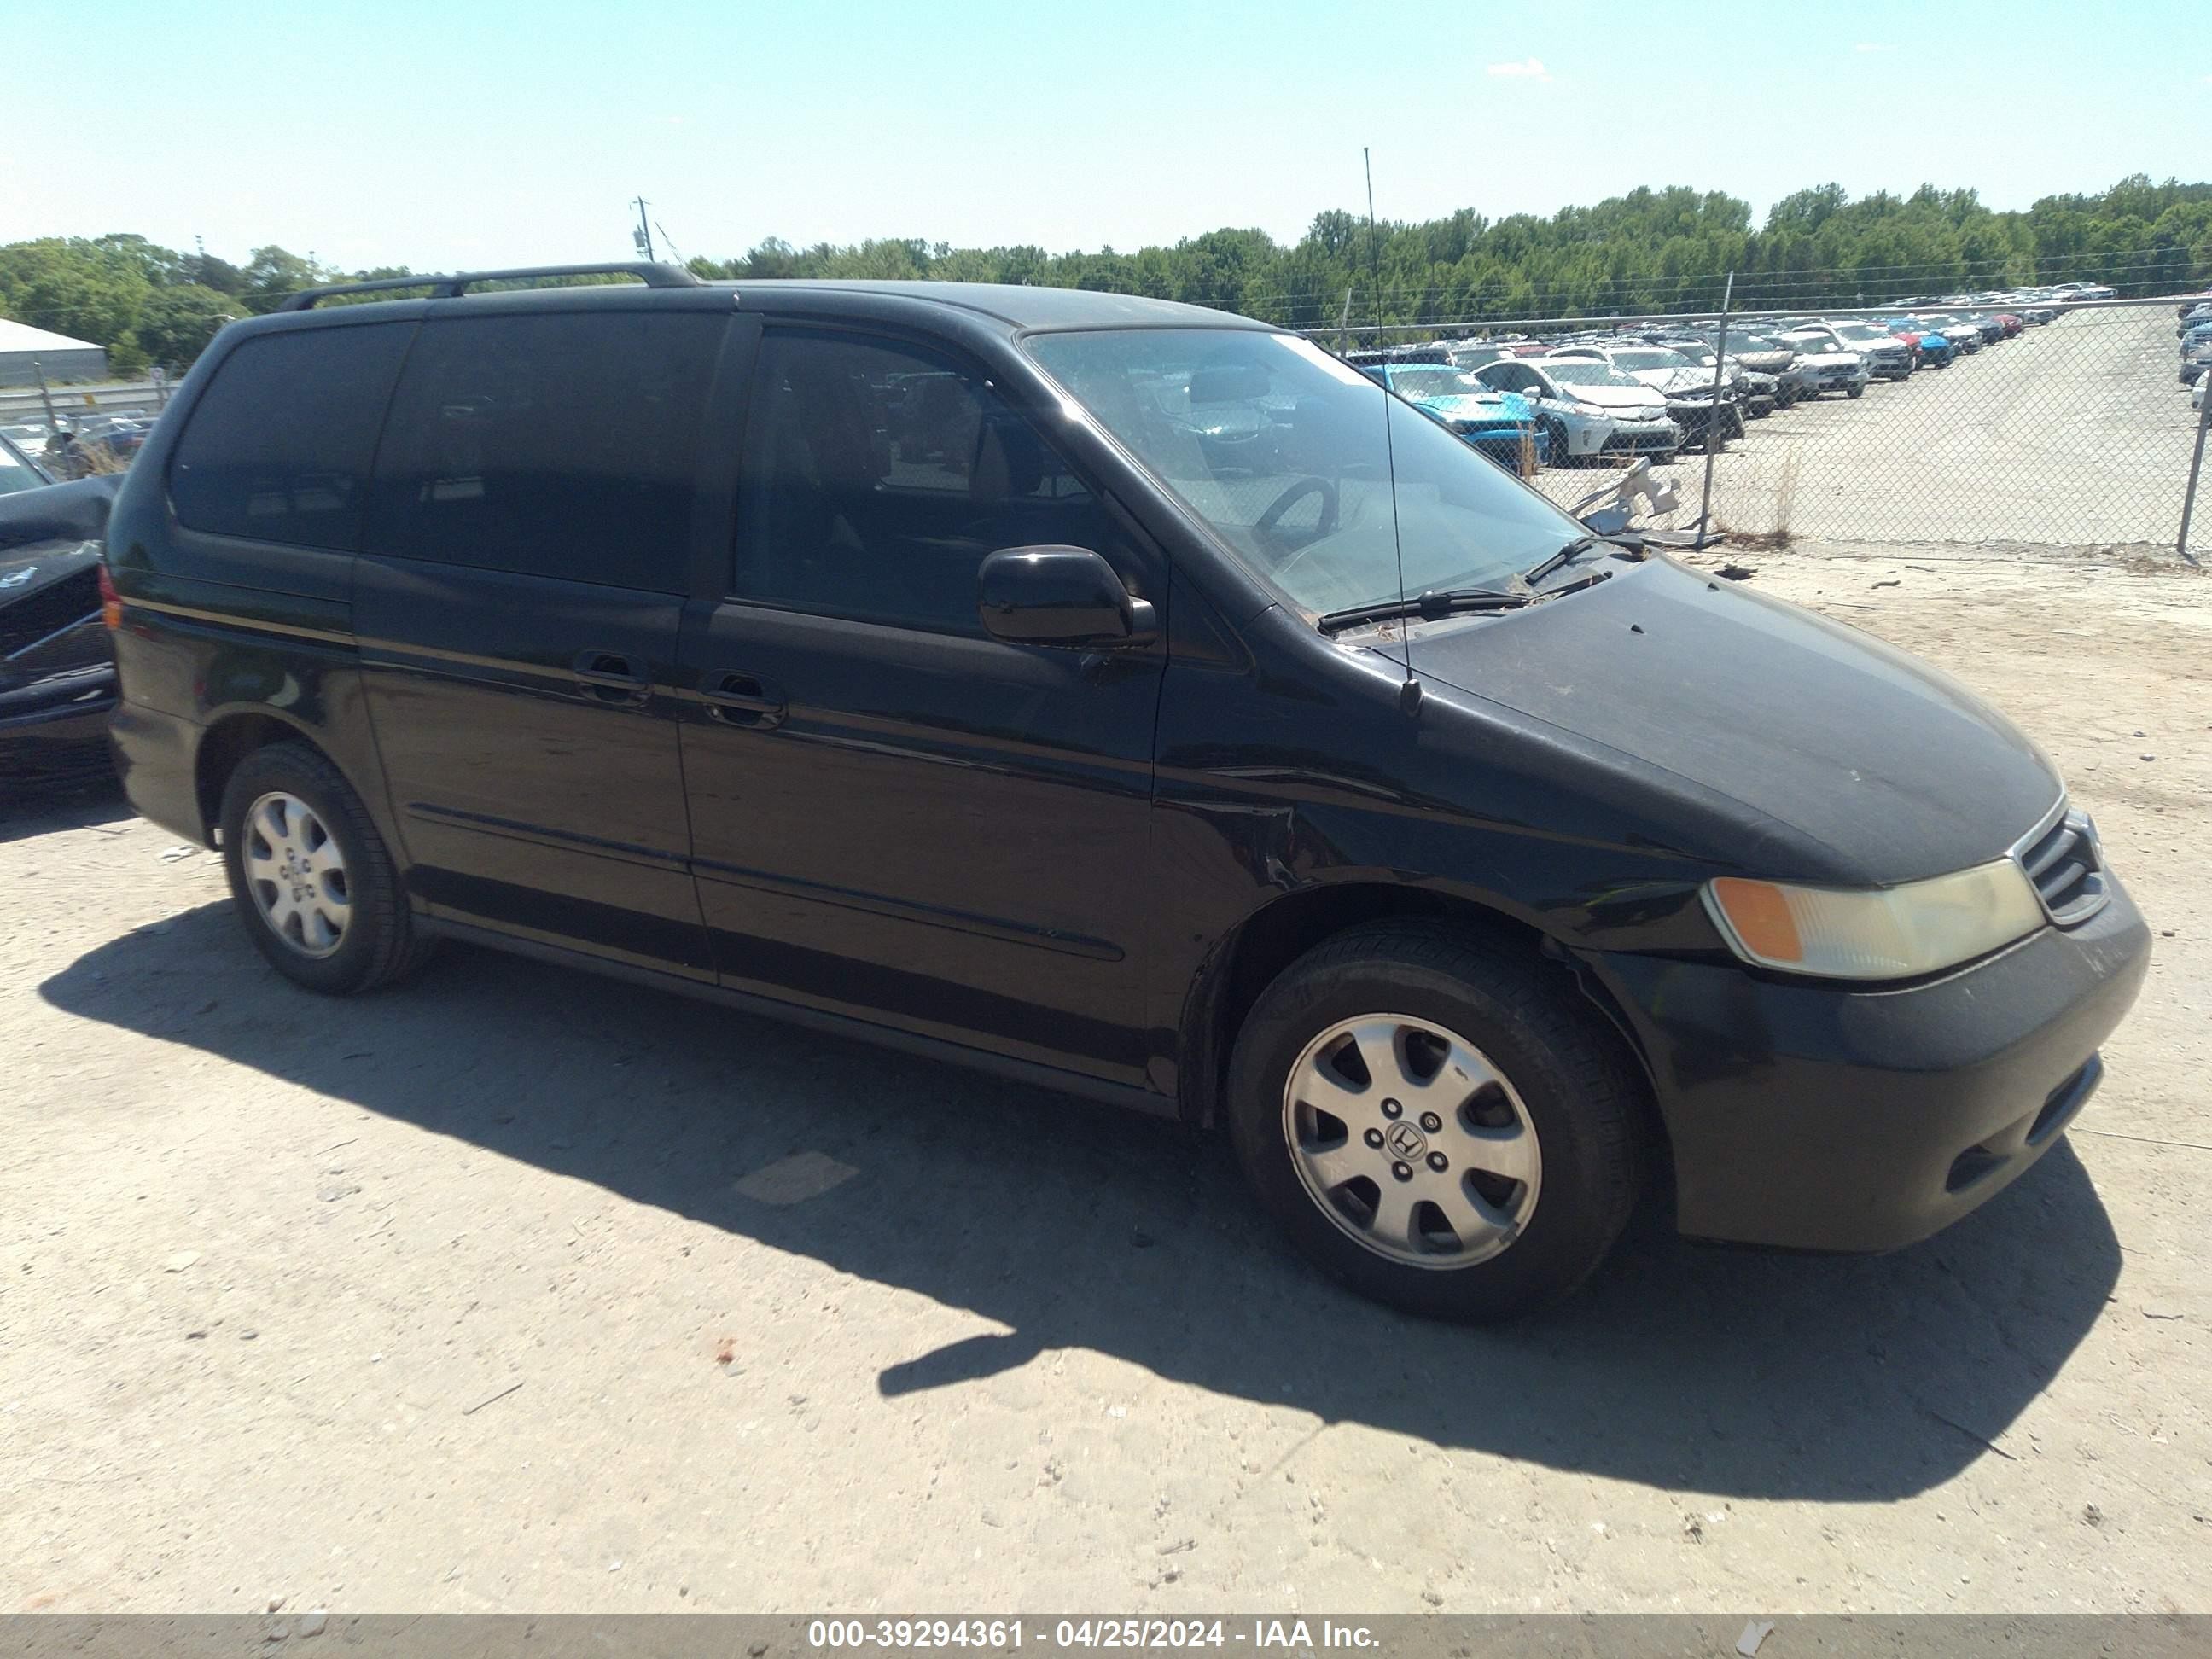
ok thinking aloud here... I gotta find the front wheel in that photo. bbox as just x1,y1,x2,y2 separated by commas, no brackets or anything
218,741,435,995
1846,383,1866,399
1226,923,1646,1321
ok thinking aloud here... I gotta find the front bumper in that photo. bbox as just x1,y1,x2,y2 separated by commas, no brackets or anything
1595,416,1680,456
0,663,118,777
1581,876,2151,1252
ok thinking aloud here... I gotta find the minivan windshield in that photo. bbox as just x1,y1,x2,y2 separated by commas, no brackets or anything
1025,329,1587,619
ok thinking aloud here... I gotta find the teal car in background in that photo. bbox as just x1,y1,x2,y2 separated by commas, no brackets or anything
1364,363,1549,469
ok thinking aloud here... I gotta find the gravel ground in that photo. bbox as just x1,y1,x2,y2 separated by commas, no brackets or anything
2,545,2207,1616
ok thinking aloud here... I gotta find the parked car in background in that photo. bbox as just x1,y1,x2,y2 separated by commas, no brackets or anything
2,422,55,451
1710,329,1804,401
1913,315,1984,355
1470,357,1680,464
0,471,121,779
1777,333,1873,398
1826,321,1917,381
1888,320,1955,369
2180,341,2212,387
1653,340,1779,416
0,429,52,497
1547,346,1743,450
1364,363,1548,469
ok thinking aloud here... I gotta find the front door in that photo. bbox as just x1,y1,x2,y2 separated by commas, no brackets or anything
677,327,1165,1085
354,305,730,976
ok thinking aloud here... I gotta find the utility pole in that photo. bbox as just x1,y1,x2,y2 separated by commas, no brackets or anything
632,198,656,262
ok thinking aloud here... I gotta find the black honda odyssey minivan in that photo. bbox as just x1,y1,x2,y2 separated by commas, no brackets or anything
101,265,2150,1319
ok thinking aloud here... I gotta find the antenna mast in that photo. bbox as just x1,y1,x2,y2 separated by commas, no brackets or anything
1364,148,1419,715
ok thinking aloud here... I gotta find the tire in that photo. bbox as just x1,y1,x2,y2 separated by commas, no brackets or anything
1225,922,1645,1322
1544,419,1573,469
1846,383,1865,399
218,740,435,995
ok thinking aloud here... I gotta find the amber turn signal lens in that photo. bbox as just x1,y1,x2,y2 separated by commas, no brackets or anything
97,563,121,630
1708,877,1804,964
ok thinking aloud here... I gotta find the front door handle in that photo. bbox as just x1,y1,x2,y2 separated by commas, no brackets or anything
573,649,651,706
701,671,786,729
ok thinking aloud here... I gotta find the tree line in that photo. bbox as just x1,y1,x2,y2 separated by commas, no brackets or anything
3,175,2205,379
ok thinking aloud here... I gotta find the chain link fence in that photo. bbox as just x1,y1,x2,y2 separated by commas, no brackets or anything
1318,292,2212,559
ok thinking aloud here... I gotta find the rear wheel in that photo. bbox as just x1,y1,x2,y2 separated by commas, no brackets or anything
1226,923,1645,1321
218,742,434,995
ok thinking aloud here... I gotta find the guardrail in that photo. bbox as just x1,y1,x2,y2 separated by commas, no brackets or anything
0,378,172,428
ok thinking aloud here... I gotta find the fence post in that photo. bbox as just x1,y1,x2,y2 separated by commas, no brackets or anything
2180,388,2210,566
1697,272,1734,537
33,360,59,433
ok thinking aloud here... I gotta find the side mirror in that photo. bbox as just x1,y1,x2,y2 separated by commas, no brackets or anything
978,546,1158,648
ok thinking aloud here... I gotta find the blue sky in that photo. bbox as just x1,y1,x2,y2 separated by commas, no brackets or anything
9,0,2208,271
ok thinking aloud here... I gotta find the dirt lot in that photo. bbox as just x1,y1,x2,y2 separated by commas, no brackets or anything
3,544,2207,1615
1529,303,2211,552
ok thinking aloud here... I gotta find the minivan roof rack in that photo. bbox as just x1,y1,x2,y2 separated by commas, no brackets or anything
274,262,701,311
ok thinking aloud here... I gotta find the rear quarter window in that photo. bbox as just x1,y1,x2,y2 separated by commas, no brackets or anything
166,323,414,550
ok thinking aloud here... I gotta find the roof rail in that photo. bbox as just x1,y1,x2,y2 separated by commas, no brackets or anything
273,262,701,312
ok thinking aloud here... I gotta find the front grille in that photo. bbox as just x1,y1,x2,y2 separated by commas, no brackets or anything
0,568,100,661
2017,805,2108,925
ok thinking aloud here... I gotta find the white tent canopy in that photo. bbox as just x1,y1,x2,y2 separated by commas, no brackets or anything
0,317,109,386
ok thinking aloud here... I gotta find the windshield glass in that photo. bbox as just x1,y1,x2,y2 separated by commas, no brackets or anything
1543,360,1641,388
1387,367,1490,399
0,442,44,495
1025,329,1586,619
1608,348,1692,371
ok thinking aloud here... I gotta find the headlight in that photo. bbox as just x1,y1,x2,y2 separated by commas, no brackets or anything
1703,860,2046,980
1571,402,1609,416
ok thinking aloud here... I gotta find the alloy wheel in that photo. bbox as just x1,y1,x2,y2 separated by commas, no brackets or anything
242,791,350,958
1282,1013,1542,1269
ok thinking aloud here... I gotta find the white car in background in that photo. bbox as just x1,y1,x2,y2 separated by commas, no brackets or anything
1471,357,1681,463
1778,331,1874,399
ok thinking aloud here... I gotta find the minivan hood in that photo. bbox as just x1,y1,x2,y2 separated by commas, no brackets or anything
1398,558,2061,883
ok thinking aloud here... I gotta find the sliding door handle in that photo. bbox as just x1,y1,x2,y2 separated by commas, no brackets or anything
701,672,786,729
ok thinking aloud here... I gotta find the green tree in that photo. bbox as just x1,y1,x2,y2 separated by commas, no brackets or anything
238,246,329,313
0,238,150,346
135,284,240,370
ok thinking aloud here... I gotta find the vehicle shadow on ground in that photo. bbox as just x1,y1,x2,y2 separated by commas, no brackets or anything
0,771,132,847
43,901,2122,1501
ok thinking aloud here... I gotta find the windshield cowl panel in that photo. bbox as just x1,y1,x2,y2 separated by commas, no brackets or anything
1024,329,1589,620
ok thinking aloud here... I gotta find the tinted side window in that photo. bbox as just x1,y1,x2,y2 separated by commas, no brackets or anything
736,331,1122,633
169,323,412,550
367,310,723,593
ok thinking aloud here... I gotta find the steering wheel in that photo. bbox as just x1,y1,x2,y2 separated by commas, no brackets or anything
1253,475,1339,556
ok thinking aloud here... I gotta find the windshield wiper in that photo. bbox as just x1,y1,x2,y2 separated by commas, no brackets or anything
1522,533,1638,585
1317,587,1528,634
